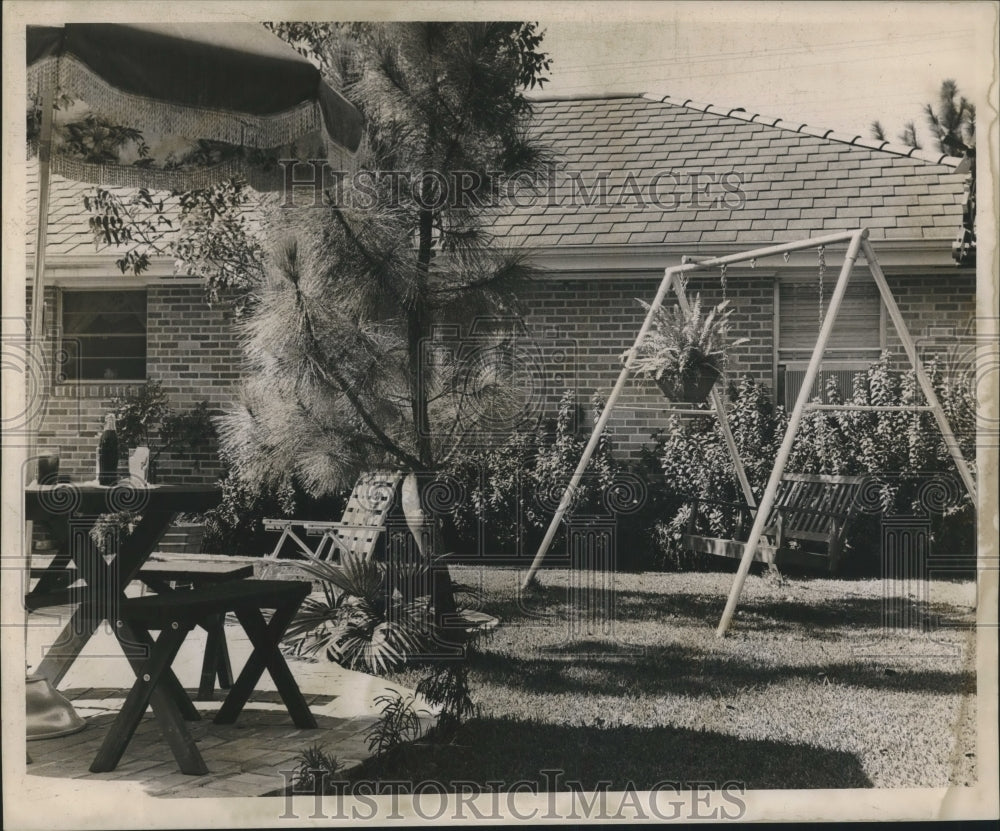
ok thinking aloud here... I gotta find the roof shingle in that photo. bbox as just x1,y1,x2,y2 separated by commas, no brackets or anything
505,94,965,247
27,93,967,260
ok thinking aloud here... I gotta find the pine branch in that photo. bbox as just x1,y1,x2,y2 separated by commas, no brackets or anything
330,205,389,275
293,284,424,470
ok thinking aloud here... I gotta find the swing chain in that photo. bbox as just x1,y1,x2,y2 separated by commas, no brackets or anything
817,245,826,327
817,245,826,401
720,263,727,300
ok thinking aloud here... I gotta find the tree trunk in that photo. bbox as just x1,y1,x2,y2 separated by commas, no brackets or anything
408,202,435,469
400,471,458,625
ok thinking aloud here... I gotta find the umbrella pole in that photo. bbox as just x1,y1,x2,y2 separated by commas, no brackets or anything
29,69,55,467
25,69,78,749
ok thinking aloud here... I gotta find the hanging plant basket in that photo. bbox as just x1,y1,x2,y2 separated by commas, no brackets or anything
655,365,722,404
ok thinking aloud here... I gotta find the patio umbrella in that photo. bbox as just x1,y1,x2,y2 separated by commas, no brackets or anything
22,22,362,740
27,23,362,186
26,22,363,342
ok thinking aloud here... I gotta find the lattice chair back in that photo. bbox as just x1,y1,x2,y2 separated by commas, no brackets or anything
318,470,403,561
260,470,404,578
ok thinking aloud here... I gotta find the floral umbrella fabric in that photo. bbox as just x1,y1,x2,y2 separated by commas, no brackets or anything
27,23,363,190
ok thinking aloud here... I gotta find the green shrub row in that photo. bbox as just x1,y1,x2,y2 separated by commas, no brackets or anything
202,355,976,573
441,354,976,573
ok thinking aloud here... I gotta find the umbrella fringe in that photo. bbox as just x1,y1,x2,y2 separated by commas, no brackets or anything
25,141,350,193
29,55,328,150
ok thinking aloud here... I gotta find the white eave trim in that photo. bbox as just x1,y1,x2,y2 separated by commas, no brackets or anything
26,255,202,286
520,238,962,276
29,235,963,287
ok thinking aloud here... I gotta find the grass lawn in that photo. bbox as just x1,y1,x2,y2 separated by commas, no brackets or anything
356,566,977,791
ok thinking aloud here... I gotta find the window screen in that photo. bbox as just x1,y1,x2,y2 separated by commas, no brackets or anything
777,278,882,408
778,278,882,359
60,290,147,381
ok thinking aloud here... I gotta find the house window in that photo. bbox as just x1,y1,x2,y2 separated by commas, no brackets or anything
776,277,883,408
60,289,147,381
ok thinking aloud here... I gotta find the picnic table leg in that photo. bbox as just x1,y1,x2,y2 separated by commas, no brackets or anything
33,513,173,686
140,578,235,700
28,514,72,595
120,623,201,722
215,627,235,690
92,622,207,775
32,602,102,685
197,614,232,700
30,550,75,594
214,602,316,729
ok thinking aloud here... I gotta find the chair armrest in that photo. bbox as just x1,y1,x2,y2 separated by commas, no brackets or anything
263,518,388,534
306,522,387,535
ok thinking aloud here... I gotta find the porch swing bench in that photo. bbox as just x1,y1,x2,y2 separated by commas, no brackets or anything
681,472,866,573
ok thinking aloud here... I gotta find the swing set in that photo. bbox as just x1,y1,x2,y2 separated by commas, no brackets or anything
519,228,977,637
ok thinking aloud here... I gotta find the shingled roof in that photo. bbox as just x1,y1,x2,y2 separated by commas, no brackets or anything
25,164,184,261
27,92,967,260
494,93,966,248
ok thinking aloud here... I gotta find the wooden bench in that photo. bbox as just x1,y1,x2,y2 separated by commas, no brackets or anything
137,518,247,701
139,557,253,700
138,520,263,699
90,579,316,775
682,473,866,573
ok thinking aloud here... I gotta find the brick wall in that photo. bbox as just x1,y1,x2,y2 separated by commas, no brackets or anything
33,282,242,485
518,272,775,453
884,272,977,355
28,266,976,480
519,269,975,456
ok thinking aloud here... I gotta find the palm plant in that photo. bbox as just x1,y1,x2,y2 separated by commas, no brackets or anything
283,551,431,675
626,295,746,401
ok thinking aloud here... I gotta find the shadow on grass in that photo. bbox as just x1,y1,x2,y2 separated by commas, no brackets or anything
468,644,974,698
344,717,872,790
612,589,885,628
494,585,965,635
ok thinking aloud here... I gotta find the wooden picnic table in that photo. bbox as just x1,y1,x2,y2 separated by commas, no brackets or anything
25,482,320,775
24,481,222,686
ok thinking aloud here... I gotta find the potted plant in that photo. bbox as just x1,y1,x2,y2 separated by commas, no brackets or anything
624,295,747,404
110,380,213,482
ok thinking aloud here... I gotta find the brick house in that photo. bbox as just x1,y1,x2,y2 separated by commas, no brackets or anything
26,93,975,478
26,171,242,484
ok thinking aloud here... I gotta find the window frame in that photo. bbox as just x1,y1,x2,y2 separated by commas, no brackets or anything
57,287,149,384
773,273,887,406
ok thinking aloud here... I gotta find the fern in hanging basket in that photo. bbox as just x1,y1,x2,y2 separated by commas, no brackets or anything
623,295,748,403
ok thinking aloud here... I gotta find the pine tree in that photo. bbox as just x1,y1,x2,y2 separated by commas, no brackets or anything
869,79,974,157
924,79,975,156
217,23,553,494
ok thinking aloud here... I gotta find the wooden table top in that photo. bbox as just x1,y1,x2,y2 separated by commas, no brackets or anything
25,482,221,517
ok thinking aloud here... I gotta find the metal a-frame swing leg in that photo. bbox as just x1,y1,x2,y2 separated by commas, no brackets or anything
860,238,977,499
715,230,977,636
519,263,756,591
715,229,868,635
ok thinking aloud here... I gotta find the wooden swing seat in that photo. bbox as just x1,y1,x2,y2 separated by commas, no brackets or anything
682,472,866,573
